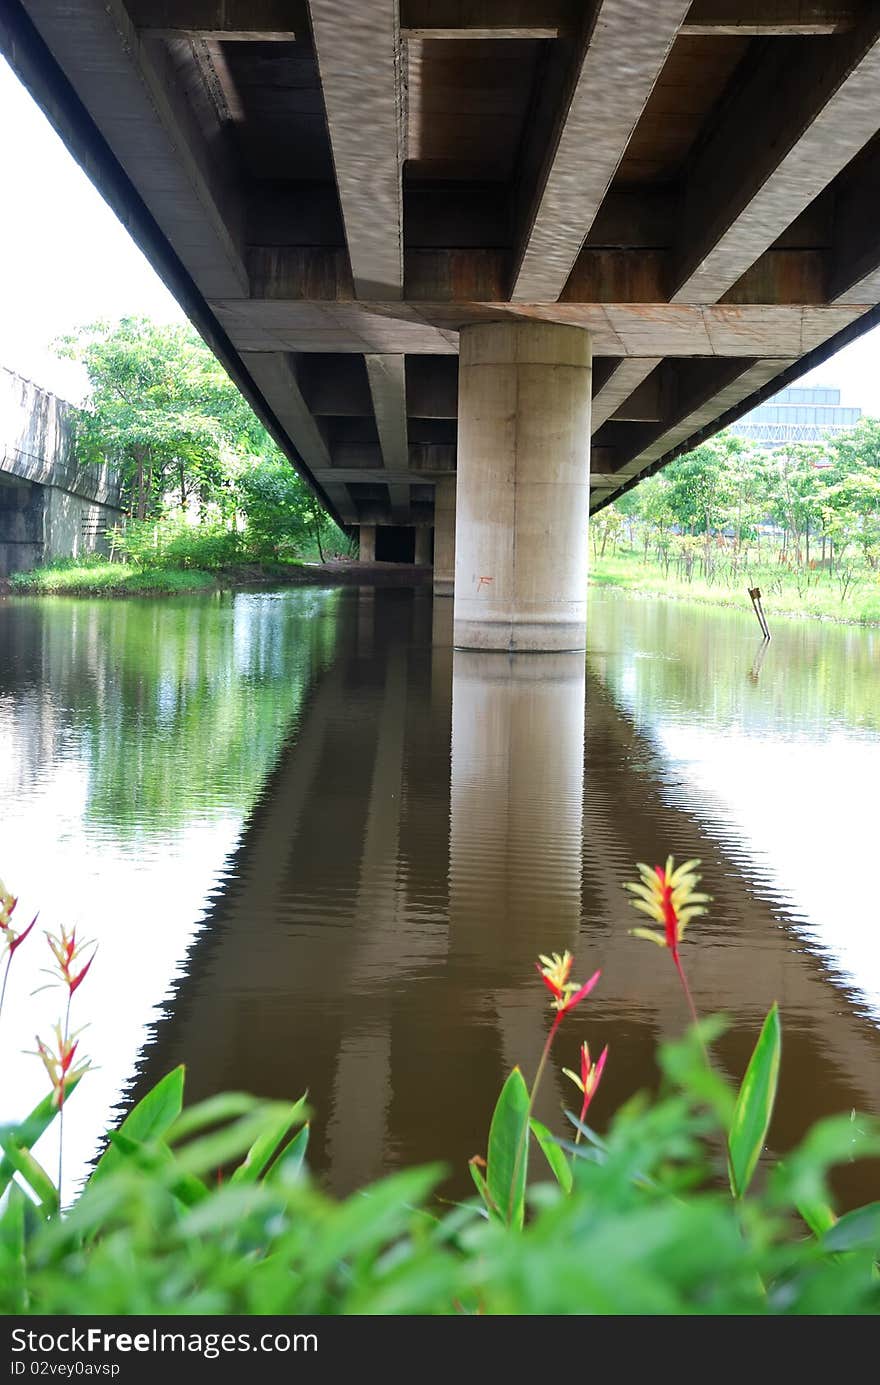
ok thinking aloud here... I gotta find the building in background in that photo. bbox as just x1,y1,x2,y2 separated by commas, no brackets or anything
731,386,861,449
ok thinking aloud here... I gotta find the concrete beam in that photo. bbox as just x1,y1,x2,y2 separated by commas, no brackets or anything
592,358,797,506
401,0,573,38
308,1,404,300
590,359,662,433
672,12,880,304
510,0,691,302
365,355,411,522
324,442,456,473
18,0,247,300
129,0,309,39
828,136,880,303
250,243,829,306
215,294,865,359
681,0,856,35
242,351,357,522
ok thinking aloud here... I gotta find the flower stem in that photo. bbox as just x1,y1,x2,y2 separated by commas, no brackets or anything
0,952,12,1031
57,992,71,1215
673,950,710,1067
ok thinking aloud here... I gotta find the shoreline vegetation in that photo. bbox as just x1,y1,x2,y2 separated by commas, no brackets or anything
7,550,878,629
589,550,880,628
3,556,426,599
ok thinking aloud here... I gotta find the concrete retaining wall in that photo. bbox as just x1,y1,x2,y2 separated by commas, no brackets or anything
0,367,123,575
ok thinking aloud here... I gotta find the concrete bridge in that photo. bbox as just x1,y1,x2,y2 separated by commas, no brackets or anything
0,367,122,577
4,1,880,642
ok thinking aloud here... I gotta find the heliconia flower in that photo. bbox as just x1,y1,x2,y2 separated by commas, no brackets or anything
536,951,601,1020
625,857,709,962
0,881,36,960
0,878,16,928
562,1041,609,1125
33,1023,90,1108
45,926,96,998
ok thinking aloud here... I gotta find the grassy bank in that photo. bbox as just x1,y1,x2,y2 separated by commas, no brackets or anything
4,557,316,597
589,549,880,627
9,562,221,596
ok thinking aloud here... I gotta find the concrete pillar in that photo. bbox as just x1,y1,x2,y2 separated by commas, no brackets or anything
447,650,586,1122
358,523,376,563
414,526,432,566
454,321,591,651
432,474,456,597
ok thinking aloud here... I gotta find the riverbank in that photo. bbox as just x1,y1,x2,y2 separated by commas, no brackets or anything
589,551,880,627
2,558,431,597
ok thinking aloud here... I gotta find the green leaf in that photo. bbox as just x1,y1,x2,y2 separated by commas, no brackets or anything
798,1197,837,1239
824,1201,880,1253
728,1003,781,1198
0,1080,81,1199
167,1092,260,1145
91,1067,185,1183
467,1159,493,1217
530,1119,573,1194
0,1184,28,1313
487,1067,530,1229
0,1136,58,1215
230,1097,308,1185
268,1122,310,1184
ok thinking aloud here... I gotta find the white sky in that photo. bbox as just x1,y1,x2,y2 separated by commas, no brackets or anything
0,54,879,414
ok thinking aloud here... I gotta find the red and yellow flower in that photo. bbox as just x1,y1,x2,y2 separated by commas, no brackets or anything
0,878,36,958
34,1023,90,1108
625,857,709,962
536,951,601,1020
562,1040,609,1126
46,926,95,998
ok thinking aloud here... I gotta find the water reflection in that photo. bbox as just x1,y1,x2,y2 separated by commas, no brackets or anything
449,651,585,1123
0,588,343,1201
1,584,879,1206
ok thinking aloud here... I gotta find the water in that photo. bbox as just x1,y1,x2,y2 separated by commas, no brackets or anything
1,583,878,1205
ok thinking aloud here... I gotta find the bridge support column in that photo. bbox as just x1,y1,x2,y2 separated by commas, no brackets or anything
454,322,591,651
358,524,376,563
433,475,456,597
414,526,432,567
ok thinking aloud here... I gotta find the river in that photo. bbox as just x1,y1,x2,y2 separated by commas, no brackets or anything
1,583,878,1205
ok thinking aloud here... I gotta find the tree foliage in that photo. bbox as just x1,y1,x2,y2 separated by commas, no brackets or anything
58,317,346,560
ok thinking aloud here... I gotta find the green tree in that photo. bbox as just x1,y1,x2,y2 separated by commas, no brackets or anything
59,318,240,518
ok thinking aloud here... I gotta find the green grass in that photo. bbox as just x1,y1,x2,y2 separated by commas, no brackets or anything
590,549,880,627
9,562,218,597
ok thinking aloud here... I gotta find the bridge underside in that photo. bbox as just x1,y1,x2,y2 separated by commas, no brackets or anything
5,1,880,642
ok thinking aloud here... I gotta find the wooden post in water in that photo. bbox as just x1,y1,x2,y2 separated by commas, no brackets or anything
748,586,771,640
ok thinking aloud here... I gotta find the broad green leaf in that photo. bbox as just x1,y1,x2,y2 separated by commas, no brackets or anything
728,1003,781,1198
824,1201,880,1253
530,1119,573,1194
167,1091,260,1145
0,1080,81,1199
230,1097,308,1185
0,1184,28,1313
487,1067,530,1229
172,1105,296,1179
0,1136,58,1215
269,1122,310,1184
91,1066,185,1183
102,1130,208,1207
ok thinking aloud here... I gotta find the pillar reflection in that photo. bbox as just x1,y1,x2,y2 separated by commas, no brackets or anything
448,650,586,1095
